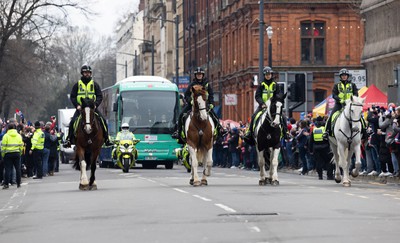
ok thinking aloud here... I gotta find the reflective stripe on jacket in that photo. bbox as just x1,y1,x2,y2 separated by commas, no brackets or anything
313,127,325,142
338,82,353,103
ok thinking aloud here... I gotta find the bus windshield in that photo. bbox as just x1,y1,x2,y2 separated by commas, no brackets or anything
120,90,178,134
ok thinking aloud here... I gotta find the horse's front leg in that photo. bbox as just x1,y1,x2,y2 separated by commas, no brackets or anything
339,146,351,187
257,149,267,185
351,145,361,178
201,149,213,186
188,146,200,186
79,152,89,190
270,148,280,186
330,143,342,183
89,153,98,190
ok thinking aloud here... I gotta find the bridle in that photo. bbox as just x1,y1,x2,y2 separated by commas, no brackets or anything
339,101,363,147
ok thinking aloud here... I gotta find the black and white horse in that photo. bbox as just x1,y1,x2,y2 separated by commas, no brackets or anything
254,92,286,186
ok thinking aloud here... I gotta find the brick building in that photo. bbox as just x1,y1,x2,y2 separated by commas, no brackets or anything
183,0,364,121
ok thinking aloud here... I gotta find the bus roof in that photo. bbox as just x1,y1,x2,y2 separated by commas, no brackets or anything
113,75,178,92
116,75,171,84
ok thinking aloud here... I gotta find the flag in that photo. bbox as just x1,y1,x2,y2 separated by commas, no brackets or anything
15,109,22,116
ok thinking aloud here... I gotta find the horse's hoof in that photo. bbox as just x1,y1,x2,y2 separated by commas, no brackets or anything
334,177,341,183
79,184,89,190
343,181,351,187
266,178,272,184
351,170,359,178
271,180,279,186
201,179,208,186
89,184,97,190
189,179,194,185
259,180,266,186
193,181,201,187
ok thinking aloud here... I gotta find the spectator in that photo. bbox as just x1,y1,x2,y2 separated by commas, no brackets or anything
378,108,394,177
228,127,240,168
1,123,23,189
30,121,45,179
296,120,310,175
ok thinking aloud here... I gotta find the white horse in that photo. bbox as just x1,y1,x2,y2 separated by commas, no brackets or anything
184,85,215,186
328,96,365,187
254,92,286,186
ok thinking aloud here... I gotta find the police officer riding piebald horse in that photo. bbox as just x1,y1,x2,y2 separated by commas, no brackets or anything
172,67,226,144
243,66,289,146
64,64,113,147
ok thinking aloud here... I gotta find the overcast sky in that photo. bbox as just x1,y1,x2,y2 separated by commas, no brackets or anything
68,0,140,36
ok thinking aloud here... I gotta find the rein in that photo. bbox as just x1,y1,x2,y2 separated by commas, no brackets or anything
80,110,100,145
339,102,363,149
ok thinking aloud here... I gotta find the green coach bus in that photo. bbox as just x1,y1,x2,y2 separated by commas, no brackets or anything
99,75,180,169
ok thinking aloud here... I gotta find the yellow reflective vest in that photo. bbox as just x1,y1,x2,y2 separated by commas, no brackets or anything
313,127,325,142
337,82,353,103
261,82,276,102
77,80,96,105
1,129,23,157
31,129,45,150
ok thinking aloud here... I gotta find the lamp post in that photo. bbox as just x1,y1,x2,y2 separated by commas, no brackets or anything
117,52,137,76
258,0,265,83
266,26,273,68
146,16,180,89
131,36,155,75
116,62,128,78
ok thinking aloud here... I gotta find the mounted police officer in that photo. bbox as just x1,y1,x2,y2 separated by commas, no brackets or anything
64,64,113,147
171,67,225,144
324,68,360,137
243,66,288,145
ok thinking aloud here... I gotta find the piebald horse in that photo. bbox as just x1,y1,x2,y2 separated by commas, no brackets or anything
185,85,215,186
328,96,365,187
254,92,286,186
73,98,104,190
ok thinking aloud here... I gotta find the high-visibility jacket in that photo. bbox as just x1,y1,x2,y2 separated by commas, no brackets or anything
1,129,23,157
77,80,96,105
337,82,353,103
261,81,276,102
31,129,45,150
115,131,136,142
313,127,325,142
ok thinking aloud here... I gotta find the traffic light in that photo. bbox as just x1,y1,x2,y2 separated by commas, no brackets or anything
288,83,298,101
288,74,306,102
295,73,306,102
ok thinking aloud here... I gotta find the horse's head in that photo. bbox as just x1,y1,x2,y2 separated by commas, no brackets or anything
345,96,365,122
268,92,287,127
80,98,96,134
191,84,208,120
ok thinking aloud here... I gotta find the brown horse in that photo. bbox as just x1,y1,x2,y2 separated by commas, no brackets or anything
185,85,215,186
72,98,104,190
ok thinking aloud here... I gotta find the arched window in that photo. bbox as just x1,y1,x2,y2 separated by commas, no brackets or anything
301,21,325,65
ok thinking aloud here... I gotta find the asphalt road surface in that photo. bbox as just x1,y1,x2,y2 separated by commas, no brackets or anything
1,163,399,243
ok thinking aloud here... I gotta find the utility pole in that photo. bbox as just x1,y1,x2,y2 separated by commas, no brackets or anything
259,0,265,82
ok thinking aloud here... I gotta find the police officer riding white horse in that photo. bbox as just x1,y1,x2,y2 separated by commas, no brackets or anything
64,64,113,147
172,67,226,144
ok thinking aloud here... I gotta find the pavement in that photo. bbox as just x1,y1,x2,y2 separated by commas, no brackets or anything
280,167,400,184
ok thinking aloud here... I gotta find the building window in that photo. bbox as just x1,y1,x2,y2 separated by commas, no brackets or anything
301,21,325,65
314,89,327,105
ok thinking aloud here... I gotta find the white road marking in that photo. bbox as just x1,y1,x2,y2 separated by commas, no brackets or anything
358,196,368,199
193,195,212,201
173,188,189,194
248,226,261,233
215,203,236,213
346,193,355,196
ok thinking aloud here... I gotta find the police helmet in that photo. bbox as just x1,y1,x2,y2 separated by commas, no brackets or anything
81,65,92,74
193,67,205,75
121,123,129,130
339,68,350,77
263,66,273,75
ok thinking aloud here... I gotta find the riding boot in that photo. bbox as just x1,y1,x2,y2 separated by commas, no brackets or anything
324,116,332,139
63,124,74,148
243,117,255,146
103,128,113,147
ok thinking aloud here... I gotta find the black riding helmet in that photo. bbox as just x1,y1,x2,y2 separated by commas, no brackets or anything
263,66,273,75
81,65,92,75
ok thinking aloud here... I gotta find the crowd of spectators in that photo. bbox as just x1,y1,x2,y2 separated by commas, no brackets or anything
0,117,61,188
213,103,400,179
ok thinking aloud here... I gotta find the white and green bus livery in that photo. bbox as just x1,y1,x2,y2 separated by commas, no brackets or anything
100,76,180,169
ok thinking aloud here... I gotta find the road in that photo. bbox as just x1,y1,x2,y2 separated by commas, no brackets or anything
1,163,399,243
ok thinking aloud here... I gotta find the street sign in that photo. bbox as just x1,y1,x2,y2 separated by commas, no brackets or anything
224,94,237,106
173,76,190,92
349,70,366,89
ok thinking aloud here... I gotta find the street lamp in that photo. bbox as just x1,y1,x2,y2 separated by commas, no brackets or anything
132,36,155,75
258,0,265,83
116,61,128,78
266,26,273,68
147,15,180,89
117,51,137,76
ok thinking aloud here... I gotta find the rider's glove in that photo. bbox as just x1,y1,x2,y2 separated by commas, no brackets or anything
208,104,214,110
